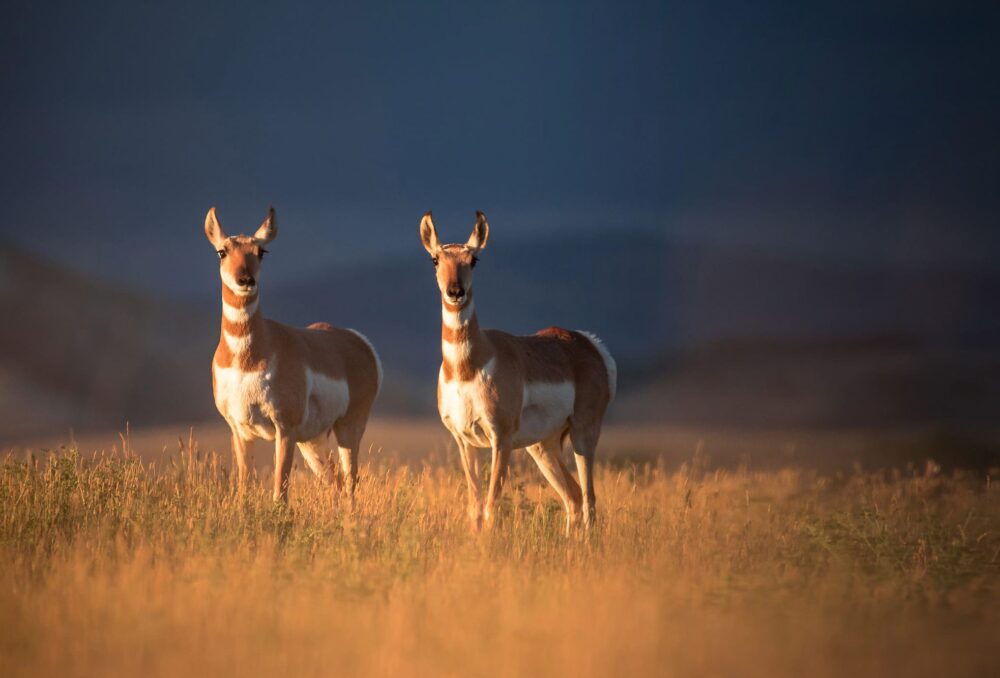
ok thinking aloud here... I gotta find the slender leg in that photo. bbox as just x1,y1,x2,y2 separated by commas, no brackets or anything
337,446,359,501
570,427,599,529
273,430,296,503
455,437,484,530
483,437,512,527
333,420,366,504
526,435,583,534
573,449,597,529
231,430,255,492
298,437,338,487
555,454,583,503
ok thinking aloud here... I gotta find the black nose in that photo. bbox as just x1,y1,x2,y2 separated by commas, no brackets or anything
447,284,465,299
237,275,256,287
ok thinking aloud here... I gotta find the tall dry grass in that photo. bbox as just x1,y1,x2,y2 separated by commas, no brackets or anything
1,436,998,677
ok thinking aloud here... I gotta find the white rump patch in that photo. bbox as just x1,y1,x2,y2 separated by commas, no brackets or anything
344,328,382,393
577,331,617,401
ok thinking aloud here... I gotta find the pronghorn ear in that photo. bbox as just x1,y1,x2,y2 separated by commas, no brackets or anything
420,211,440,255
254,207,277,244
204,207,227,248
466,211,489,252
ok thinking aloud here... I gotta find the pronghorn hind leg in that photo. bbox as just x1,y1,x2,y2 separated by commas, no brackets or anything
483,437,512,528
337,446,358,504
297,436,339,488
333,419,366,504
231,430,255,493
526,434,582,535
273,430,296,504
570,426,600,529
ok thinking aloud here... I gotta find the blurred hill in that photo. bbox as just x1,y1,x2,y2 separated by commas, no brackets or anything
269,231,1000,429
616,335,1000,428
270,231,1000,375
0,244,425,440
2,233,998,441
0,244,215,438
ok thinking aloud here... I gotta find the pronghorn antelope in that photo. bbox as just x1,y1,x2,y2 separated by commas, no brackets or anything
419,210,616,530
205,207,381,503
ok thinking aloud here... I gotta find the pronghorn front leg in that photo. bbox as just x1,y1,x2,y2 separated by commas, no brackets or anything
273,430,296,503
455,437,484,530
231,431,255,492
483,436,512,527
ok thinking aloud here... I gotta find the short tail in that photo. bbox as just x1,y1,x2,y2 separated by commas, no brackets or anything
345,328,383,394
576,331,617,401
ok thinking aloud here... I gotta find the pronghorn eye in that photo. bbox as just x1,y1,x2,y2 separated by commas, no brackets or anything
258,248,268,260
217,249,227,259
470,256,478,268
431,257,438,267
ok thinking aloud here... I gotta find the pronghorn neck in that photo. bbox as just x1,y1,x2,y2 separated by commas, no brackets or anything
440,295,491,381
218,283,267,367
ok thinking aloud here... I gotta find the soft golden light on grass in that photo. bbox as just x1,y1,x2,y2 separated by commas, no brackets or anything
1,438,998,677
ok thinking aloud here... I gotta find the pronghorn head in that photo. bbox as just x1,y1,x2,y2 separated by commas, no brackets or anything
419,210,489,308
204,207,277,296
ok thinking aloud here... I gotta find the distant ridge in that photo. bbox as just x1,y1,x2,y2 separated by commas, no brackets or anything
3,232,998,439
269,230,1000,377
0,243,216,439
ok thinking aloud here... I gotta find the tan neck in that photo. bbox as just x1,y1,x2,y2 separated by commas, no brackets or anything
217,284,268,367
441,294,492,381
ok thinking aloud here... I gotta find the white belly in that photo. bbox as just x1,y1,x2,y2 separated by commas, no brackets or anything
513,381,575,448
297,368,350,440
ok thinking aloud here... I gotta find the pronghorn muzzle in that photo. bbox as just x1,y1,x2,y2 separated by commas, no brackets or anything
446,283,465,302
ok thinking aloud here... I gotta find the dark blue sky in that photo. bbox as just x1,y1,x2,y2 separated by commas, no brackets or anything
1,1,997,300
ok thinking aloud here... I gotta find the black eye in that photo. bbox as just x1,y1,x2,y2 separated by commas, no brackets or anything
217,249,227,259
259,248,268,260
470,256,478,268
431,257,438,267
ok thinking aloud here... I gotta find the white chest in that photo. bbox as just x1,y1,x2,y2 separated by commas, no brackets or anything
438,362,495,448
213,364,277,440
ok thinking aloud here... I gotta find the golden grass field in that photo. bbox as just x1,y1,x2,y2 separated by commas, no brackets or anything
2,420,999,677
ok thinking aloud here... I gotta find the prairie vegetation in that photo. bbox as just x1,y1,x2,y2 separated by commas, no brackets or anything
2,429,998,677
